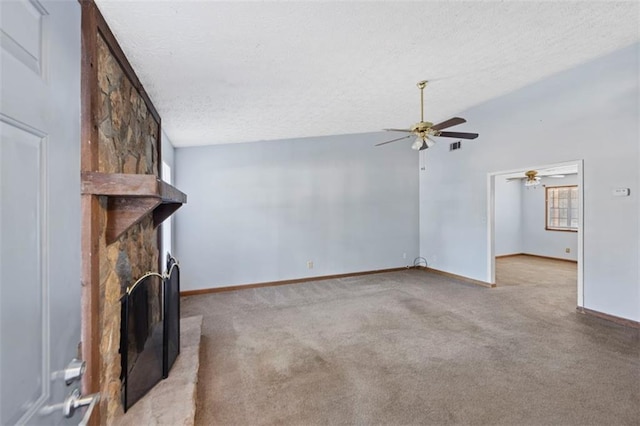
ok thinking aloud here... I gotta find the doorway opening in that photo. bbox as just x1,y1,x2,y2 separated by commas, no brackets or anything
487,160,584,309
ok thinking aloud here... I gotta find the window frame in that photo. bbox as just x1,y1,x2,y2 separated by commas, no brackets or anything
545,185,578,232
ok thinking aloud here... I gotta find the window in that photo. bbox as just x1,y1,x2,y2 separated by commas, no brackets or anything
546,185,578,231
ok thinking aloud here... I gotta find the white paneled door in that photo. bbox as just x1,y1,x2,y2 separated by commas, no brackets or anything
0,1,95,424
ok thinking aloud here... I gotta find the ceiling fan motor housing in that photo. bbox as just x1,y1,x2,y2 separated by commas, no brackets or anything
411,121,434,134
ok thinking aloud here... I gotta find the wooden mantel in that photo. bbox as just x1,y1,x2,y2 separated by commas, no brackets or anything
81,171,187,244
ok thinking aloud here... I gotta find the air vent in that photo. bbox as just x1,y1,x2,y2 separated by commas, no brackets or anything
449,141,462,151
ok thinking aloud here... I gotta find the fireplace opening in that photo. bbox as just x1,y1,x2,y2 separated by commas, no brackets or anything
120,255,182,412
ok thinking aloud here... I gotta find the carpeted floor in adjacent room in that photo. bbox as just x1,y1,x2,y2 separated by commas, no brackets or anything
181,255,640,425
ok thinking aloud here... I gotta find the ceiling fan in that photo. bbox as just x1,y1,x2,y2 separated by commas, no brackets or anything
522,170,541,187
506,169,573,186
375,80,478,150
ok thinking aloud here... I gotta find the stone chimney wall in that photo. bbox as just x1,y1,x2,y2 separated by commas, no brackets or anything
96,34,160,424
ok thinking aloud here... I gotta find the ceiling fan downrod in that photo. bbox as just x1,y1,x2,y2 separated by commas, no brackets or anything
417,80,427,123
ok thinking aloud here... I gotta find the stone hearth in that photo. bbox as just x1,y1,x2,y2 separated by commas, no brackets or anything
115,315,202,426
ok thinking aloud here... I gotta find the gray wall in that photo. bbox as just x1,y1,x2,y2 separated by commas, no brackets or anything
495,176,522,256
521,175,578,261
420,43,639,321
175,132,419,291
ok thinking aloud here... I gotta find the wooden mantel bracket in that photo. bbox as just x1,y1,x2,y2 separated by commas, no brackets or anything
81,171,187,244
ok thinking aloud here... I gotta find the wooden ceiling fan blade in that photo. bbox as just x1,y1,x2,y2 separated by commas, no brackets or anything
383,128,413,132
437,131,479,139
374,135,412,146
431,117,466,131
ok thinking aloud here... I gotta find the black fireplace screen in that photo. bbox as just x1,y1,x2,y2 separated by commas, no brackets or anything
120,255,181,412
163,256,180,378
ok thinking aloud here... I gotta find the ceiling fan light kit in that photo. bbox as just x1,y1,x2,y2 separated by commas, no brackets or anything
376,80,479,151
524,170,541,187
411,138,424,150
412,136,436,151
425,137,436,148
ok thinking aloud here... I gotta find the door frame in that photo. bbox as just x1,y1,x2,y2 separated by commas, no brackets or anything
486,159,584,308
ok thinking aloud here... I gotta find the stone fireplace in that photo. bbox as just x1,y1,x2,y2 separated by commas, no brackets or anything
80,2,186,424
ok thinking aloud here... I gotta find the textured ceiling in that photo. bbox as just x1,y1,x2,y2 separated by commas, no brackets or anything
94,1,639,147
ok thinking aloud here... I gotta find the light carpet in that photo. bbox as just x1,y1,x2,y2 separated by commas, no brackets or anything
182,256,639,425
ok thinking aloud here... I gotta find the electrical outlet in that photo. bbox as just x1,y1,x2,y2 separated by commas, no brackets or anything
307,261,313,269
565,248,570,253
